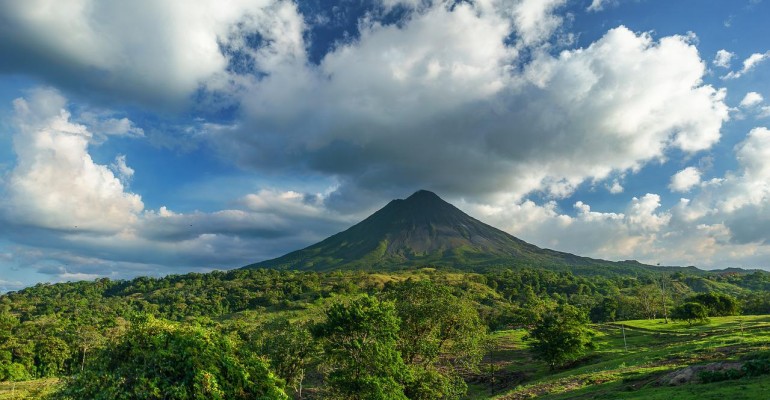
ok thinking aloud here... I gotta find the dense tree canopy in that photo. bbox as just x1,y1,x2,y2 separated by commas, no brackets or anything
688,293,739,317
386,280,487,399
313,295,409,400
52,315,287,400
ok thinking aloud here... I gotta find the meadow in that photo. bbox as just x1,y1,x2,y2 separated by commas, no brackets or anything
475,316,770,399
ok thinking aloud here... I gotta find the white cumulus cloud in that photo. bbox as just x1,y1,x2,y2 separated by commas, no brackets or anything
713,49,734,68
740,92,764,108
5,88,144,233
669,167,702,193
722,51,770,79
214,20,729,206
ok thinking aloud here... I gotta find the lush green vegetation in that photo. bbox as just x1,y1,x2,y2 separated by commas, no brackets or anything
483,315,770,399
1,267,769,399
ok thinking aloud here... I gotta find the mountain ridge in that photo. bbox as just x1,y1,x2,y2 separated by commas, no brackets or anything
245,190,693,276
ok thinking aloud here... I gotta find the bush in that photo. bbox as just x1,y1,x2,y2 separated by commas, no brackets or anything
52,315,287,400
671,302,709,325
526,304,594,370
0,362,32,382
699,368,743,383
689,293,739,316
742,359,770,377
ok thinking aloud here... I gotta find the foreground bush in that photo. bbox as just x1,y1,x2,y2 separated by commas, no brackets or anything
51,315,287,400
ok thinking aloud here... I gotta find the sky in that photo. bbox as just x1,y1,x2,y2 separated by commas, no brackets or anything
1,0,770,291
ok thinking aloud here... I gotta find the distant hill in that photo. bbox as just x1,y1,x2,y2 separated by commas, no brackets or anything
246,190,696,276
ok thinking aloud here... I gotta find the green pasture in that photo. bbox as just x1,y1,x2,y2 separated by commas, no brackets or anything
472,316,770,399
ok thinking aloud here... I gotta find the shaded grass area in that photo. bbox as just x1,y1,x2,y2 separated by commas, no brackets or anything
467,316,770,399
0,379,58,400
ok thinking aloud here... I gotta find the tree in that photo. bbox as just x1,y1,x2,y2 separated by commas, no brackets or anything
34,336,70,377
589,296,618,323
259,317,319,398
526,304,594,370
313,295,409,400
52,315,287,400
74,325,105,372
386,280,487,399
634,285,663,320
671,302,709,325
689,293,739,316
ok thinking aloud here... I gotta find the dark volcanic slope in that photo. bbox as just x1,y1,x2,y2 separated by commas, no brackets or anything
246,190,676,275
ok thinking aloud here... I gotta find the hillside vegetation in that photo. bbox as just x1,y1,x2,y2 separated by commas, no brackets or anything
2,267,770,398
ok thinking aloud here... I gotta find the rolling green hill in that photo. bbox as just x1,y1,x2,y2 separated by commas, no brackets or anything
246,190,695,276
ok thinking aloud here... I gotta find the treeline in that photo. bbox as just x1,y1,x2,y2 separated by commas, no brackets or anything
1,267,769,397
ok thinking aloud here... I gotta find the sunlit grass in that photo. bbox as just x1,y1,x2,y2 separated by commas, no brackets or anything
0,378,58,400
469,316,770,399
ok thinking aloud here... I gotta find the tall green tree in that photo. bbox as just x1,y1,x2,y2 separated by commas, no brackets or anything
34,336,69,377
689,293,739,316
526,304,594,370
313,295,409,400
387,280,486,399
589,296,618,323
259,317,319,398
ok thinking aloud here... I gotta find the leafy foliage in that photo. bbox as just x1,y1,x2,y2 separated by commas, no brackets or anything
0,266,769,397
386,280,487,399
688,292,739,316
313,295,409,399
671,302,710,325
51,315,287,400
257,317,318,397
526,304,594,370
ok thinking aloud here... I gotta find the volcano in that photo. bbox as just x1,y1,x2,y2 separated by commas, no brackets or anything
245,190,678,276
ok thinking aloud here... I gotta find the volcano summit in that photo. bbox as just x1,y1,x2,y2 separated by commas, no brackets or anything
246,190,678,276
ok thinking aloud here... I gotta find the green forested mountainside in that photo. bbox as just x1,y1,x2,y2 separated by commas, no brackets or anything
246,190,695,277
2,267,770,399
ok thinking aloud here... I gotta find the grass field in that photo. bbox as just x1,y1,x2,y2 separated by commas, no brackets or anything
469,315,770,399
0,379,58,400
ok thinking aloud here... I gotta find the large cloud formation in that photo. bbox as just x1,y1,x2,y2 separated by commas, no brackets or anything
463,126,770,269
0,89,352,280
0,0,303,108
0,0,729,204
3,0,766,282
5,88,144,232
213,3,728,206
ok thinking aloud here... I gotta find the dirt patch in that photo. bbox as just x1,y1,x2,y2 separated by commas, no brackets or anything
467,367,528,391
496,375,601,400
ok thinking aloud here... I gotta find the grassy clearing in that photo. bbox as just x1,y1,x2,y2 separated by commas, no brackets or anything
467,316,770,400
0,379,58,400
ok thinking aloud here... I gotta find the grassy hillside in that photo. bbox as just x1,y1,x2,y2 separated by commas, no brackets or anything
469,316,770,399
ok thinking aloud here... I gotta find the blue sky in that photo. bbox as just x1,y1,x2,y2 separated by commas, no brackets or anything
1,0,770,291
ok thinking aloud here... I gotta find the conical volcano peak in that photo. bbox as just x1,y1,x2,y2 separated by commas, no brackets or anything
246,190,659,274
248,189,547,270
405,189,443,202
377,190,459,224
